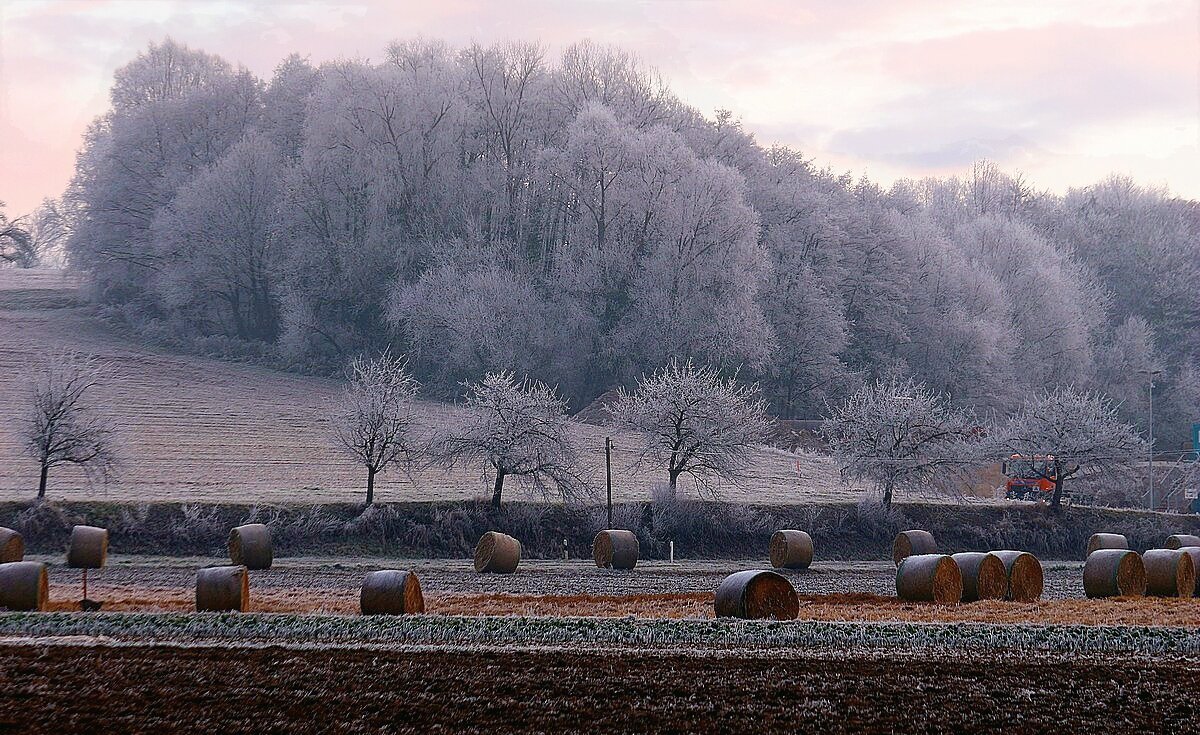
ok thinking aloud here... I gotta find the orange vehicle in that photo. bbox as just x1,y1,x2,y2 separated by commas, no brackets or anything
1002,454,1057,501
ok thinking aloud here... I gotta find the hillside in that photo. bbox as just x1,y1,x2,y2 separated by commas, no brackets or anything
0,268,864,505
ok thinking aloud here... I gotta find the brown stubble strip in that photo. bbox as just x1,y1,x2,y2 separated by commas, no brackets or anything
33,585,1200,626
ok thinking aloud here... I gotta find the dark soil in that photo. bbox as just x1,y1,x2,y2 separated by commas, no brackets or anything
0,643,1195,733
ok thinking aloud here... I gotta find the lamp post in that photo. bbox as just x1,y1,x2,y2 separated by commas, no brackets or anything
1138,368,1163,510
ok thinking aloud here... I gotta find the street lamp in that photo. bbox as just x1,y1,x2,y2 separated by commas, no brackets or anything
1137,368,1164,510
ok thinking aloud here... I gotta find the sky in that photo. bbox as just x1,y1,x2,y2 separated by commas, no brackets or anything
1,0,1198,215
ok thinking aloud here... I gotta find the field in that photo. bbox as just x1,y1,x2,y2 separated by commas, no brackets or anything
0,267,864,505
4,557,1200,732
4,641,1196,734
3,267,1197,732
22,555,1200,626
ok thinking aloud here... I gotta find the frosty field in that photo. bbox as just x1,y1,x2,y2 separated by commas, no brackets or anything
3,557,1200,734
0,268,858,506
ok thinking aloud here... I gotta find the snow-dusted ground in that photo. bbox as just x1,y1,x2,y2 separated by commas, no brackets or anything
0,268,868,505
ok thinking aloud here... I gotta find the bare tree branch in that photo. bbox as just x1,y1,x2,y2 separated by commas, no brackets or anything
331,349,421,504
21,351,120,499
610,358,771,498
822,377,979,507
435,372,590,507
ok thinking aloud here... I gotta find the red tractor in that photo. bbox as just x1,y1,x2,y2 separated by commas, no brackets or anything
1002,455,1057,501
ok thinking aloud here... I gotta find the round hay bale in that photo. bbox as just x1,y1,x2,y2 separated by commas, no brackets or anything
66,525,107,569
195,565,249,612
360,570,424,615
892,530,937,565
1086,533,1129,556
0,528,23,563
1142,548,1196,598
991,550,1043,602
1179,547,1200,596
895,554,962,603
950,552,1007,602
1164,534,1200,550
1083,548,1146,598
769,530,814,570
593,530,639,570
228,524,273,570
714,570,799,620
474,531,521,574
0,561,48,611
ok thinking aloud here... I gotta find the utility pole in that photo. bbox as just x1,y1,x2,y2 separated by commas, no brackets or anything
605,437,613,528
1138,369,1163,511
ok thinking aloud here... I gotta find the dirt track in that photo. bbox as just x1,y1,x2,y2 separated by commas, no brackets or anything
0,641,1195,734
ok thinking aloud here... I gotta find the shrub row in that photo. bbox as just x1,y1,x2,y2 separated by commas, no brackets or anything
2,498,1198,561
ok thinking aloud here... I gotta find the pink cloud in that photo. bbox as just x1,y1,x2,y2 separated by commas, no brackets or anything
0,0,1197,216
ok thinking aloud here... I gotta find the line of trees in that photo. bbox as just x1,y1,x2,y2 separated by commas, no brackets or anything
0,199,69,268
329,355,767,506
823,378,1147,510
55,38,1199,452
20,349,1150,511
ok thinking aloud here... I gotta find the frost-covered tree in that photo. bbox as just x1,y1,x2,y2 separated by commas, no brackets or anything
152,133,286,340
332,351,420,505
553,40,681,132
56,37,1200,452
1092,316,1160,429
24,199,71,267
437,373,587,507
66,39,261,305
262,53,320,162
610,359,771,497
277,50,465,364
823,377,978,507
997,387,1147,509
1157,360,1200,454
21,352,119,499
616,145,771,370
109,37,232,110
0,203,35,268
951,214,1098,391
547,107,771,384
389,247,550,391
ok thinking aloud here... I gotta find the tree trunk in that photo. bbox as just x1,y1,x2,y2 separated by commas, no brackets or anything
882,481,894,508
1049,460,1064,511
492,469,506,509
37,463,49,500
1050,477,1065,511
366,467,376,506
668,472,679,499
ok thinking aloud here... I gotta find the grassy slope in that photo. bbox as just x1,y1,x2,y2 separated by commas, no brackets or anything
0,268,856,505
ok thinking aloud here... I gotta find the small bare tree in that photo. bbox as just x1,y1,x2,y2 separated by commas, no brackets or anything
998,387,1146,510
332,350,420,505
610,359,771,497
822,377,977,507
0,203,36,268
22,352,118,499
26,198,70,267
438,372,588,508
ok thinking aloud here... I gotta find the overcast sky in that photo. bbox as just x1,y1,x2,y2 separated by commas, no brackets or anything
1,0,1198,214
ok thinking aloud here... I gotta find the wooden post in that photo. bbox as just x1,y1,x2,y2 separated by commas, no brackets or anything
605,437,613,529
